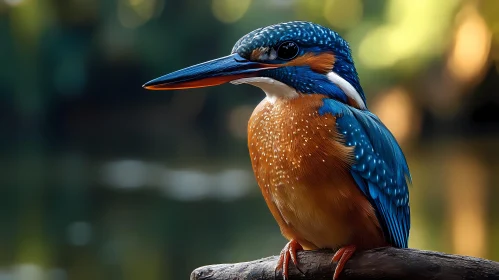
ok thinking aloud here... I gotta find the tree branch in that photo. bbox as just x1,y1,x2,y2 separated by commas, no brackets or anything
190,247,499,280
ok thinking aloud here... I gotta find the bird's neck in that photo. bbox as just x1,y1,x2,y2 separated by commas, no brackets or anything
232,72,366,109
332,56,367,109
325,72,366,109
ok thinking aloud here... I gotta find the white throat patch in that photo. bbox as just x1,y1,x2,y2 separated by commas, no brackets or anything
326,72,366,109
231,77,299,104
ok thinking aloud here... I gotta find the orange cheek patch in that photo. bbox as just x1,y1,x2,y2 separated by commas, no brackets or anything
283,52,335,74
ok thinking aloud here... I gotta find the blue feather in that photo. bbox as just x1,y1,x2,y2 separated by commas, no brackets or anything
319,99,411,248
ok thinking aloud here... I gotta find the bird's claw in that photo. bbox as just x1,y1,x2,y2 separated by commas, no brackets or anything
275,239,304,280
331,245,356,280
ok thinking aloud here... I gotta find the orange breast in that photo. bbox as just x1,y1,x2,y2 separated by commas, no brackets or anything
248,94,385,250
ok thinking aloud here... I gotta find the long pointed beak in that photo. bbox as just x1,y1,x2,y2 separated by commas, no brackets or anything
143,53,277,90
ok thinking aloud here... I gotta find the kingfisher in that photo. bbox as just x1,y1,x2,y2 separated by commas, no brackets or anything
143,21,411,280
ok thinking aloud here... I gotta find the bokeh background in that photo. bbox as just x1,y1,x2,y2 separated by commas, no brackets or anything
2,0,499,279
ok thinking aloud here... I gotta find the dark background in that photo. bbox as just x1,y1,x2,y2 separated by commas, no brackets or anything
2,0,499,279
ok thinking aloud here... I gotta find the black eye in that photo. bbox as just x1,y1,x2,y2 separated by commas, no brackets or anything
277,41,299,60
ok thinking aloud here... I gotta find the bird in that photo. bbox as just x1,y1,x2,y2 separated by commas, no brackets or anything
143,21,411,280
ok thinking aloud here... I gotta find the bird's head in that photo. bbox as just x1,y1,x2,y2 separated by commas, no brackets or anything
144,21,367,109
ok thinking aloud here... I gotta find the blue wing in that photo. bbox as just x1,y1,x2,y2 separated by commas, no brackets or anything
319,99,411,248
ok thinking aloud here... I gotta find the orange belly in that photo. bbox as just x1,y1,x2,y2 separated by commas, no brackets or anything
248,94,385,250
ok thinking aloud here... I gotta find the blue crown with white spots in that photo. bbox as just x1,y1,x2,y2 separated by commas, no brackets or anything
231,21,366,107
232,21,350,60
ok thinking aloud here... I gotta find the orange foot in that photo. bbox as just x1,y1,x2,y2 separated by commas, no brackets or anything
331,245,356,280
275,239,303,280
